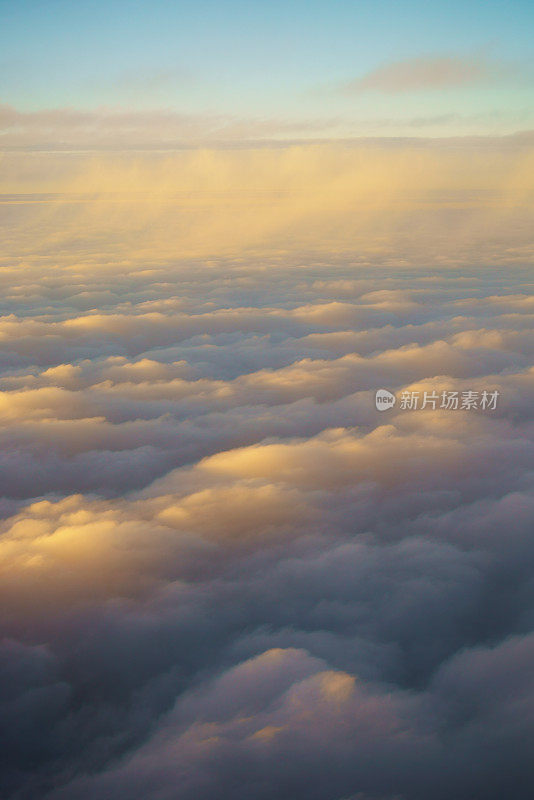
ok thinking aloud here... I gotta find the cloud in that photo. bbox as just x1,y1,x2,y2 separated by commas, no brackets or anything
42,635,534,800
2,98,533,151
1,140,533,265
0,103,344,150
0,143,533,799
343,55,505,94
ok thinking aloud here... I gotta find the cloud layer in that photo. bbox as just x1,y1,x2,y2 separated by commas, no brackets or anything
0,142,533,799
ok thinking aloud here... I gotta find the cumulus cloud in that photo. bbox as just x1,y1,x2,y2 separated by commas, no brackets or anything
0,142,533,799
45,636,534,800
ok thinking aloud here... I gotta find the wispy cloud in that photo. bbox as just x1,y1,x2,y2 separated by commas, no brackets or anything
2,102,534,151
0,103,346,149
342,55,506,93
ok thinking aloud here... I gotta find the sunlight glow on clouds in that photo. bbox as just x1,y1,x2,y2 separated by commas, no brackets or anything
2,140,533,262
2,0,534,795
0,134,533,798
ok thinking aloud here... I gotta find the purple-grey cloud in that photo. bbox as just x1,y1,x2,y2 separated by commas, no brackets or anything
343,55,506,93
0,145,533,800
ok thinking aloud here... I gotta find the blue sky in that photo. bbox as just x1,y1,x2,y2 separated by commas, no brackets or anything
1,0,534,139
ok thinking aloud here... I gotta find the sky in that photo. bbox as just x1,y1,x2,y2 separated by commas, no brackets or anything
1,0,534,142
1,3,534,800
